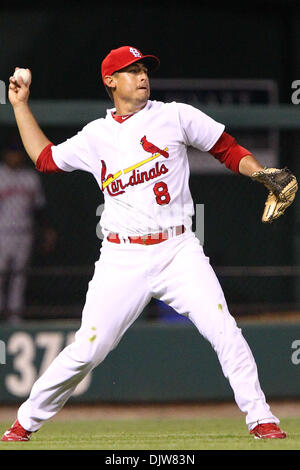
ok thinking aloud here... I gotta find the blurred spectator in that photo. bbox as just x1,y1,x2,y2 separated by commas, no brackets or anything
0,138,57,323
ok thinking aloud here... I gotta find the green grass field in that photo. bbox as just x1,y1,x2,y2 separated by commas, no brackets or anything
0,417,299,450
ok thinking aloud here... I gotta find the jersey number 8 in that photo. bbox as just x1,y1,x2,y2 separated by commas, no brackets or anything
153,181,171,206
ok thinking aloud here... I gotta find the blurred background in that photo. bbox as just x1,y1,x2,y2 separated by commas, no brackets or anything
1,0,300,406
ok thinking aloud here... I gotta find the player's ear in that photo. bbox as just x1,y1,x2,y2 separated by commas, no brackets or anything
104,75,117,102
104,75,116,90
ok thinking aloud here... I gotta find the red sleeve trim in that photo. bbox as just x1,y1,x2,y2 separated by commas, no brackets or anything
209,131,252,174
36,143,65,174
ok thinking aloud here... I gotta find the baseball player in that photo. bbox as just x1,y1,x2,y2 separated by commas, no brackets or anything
0,142,47,323
2,46,297,442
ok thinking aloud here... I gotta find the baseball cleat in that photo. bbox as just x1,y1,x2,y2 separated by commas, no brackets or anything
250,422,286,439
1,419,32,441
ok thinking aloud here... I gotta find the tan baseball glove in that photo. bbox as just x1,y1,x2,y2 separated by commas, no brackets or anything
251,167,298,223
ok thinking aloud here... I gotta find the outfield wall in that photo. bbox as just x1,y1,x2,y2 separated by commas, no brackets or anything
0,321,300,403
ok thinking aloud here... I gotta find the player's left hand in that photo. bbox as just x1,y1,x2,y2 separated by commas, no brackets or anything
251,167,298,223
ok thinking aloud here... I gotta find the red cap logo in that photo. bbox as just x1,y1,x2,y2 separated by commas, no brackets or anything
101,46,160,83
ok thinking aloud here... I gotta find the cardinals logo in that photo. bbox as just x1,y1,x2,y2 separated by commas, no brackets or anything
100,137,170,195
140,136,169,159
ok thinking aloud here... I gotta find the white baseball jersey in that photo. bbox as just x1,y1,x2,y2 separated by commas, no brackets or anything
51,100,224,237
0,163,46,233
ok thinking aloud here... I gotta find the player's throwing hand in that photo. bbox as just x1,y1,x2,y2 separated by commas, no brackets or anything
8,67,31,107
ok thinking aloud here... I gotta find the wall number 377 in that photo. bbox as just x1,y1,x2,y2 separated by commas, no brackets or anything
4,332,91,397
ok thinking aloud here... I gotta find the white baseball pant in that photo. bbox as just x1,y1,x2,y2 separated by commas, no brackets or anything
18,230,279,431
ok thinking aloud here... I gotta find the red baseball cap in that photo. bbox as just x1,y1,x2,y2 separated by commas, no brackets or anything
101,46,160,82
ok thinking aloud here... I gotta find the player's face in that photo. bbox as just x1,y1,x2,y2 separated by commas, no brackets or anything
111,62,150,106
3,150,25,169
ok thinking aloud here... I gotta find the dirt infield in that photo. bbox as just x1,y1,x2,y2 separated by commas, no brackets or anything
237,311,300,324
2,400,300,422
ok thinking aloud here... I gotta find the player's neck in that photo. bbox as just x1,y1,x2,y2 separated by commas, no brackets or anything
113,99,148,117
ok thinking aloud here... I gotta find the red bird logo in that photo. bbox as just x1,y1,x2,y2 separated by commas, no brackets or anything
140,136,169,158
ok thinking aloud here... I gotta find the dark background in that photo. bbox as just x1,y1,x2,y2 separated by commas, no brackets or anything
2,0,300,103
1,0,300,319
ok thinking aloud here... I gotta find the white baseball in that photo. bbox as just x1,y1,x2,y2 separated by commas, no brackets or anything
13,68,30,86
